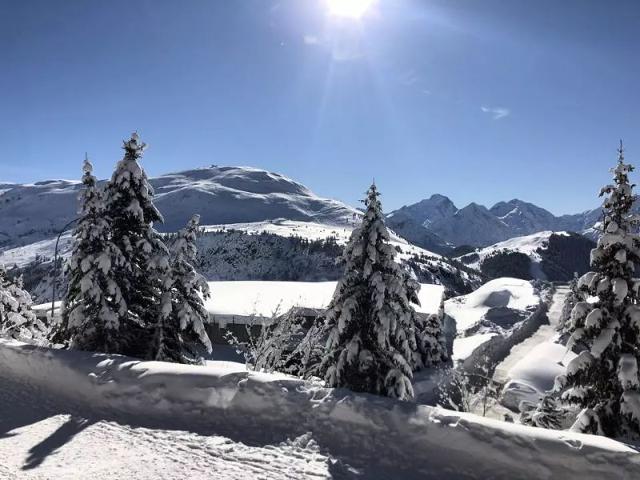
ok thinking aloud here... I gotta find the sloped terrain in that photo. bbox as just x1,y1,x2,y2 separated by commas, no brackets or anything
1,338,638,480
456,231,594,281
0,166,358,249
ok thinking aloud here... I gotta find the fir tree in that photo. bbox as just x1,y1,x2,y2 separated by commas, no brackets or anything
103,133,171,357
520,395,565,430
319,184,447,400
0,266,46,342
557,142,640,437
56,156,125,352
559,272,582,334
152,214,212,363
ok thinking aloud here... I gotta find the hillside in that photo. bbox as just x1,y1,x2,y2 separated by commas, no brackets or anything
0,166,358,249
456,231,595,281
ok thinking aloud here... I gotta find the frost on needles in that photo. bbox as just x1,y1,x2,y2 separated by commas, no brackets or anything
557,142,640,438
0,266,46,342
56,134,213,363
320,183,448,401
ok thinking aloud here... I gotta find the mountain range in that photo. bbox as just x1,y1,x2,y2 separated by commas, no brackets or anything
387,195,605,253
0,165,610,255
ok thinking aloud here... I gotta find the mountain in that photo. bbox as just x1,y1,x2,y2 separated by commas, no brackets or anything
388,195,616,248
0,166,359,249
386,195,455,255
455,231,595,281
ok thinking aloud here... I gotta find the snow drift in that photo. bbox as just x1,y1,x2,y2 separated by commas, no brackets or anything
0,338,638,479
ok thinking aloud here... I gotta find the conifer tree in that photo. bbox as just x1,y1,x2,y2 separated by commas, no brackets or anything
0,266,46,341
520,395,565,430
557,142,640,437
559,272,582,334
319,184,447,400
56,156,125,352
103,133,171,356
152,214,212,363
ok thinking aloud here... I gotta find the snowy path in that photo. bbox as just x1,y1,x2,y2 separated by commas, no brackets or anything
0,377,333,479
493,286,568,385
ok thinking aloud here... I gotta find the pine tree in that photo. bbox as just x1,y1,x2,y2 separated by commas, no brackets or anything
557,142,640,437
152,214,212,363
520,395,565,430
103,133,171,357
0,266,46,342
319,184,447,400
559,272,582,334
56,156,125,352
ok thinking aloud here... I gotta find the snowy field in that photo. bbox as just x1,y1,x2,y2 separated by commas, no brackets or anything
1,338,639,479
444,278,540,362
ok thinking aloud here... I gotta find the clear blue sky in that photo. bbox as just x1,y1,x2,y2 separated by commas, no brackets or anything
1,0,638,215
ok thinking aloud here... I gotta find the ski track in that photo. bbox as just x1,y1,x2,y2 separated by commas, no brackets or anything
493,286,568,385
0,376,333,479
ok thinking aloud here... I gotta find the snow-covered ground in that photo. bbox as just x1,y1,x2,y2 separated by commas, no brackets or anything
444,278,540,362
457,231,570,278
203,219,444,263
204,281,444,324
495,286,578,411
1,338,639,479
0,232,73,268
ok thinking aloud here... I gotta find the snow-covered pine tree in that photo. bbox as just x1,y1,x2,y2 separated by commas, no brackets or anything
520,395,565,430
557,142,640,437
103,133,171,357
55,156,126,352
0,265,46,342
319,183,447,400
152,214,212,363
559,272,582,334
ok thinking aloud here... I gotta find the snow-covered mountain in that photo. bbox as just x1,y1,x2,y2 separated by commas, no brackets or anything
388,195,613,248
456,231,595,281
0,166,358,249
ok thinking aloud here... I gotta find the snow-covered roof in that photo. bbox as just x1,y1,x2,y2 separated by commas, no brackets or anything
205,281,444,320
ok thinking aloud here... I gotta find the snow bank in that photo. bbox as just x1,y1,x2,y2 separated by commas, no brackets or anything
502,342,577,410
445,278,539,333
0,339,638,479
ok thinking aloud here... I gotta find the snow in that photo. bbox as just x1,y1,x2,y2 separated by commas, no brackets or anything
203,218,444,262
451,333,497,361
457,230,570,277
1,338,638,479
445,278,539,332
495,288,578,411
0,232,73,268
0,165,359,251
205,281,444,323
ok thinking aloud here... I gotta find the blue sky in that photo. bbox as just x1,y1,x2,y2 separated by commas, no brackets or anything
1,0,638,215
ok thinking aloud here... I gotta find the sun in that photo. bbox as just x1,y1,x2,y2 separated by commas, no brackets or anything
326,0,375,19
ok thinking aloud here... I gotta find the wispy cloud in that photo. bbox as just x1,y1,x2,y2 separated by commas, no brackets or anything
481,106,510,120
303,34,320,46
399,69,420,87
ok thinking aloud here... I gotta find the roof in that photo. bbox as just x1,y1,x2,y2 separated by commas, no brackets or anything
205,281,444,320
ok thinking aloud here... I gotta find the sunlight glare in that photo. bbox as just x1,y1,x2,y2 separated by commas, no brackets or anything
326,0,375,19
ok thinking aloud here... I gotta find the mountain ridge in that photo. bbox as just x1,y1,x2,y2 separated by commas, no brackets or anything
387,194,608,249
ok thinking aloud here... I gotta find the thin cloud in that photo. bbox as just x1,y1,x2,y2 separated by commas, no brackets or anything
481,106,510,120
303,34,321,46
399,69,420,86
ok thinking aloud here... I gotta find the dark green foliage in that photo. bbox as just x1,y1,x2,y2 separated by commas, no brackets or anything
480,250,533,280
539,233,595,281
